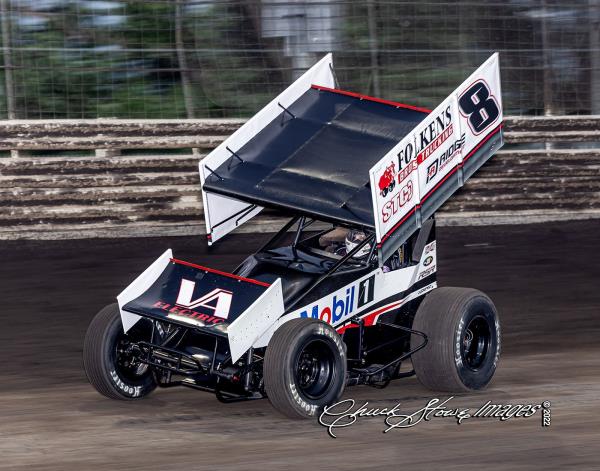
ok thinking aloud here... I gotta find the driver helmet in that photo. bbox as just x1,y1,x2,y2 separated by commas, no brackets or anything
344,230,371,259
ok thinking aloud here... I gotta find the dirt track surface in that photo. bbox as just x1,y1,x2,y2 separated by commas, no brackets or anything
1,221,599,470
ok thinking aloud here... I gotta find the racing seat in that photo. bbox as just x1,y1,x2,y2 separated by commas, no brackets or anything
235,246,334,303
248,265,316,304
236,244,373,306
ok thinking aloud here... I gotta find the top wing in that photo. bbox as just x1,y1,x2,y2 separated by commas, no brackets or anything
200,84,427,230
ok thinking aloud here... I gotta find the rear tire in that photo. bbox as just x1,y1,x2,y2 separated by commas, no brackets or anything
264,319,347,419
83,303,156,400
410,287,500,392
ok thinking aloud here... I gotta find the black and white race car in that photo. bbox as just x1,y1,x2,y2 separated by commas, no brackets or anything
83,53,504,418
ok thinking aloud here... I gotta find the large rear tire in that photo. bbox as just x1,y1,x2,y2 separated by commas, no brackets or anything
83,303,156,400
410,287,500,392
264,319,347,419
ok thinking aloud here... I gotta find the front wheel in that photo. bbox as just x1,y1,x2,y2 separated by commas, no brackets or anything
83,303,156,400
410,287,501,392
263,319,347,419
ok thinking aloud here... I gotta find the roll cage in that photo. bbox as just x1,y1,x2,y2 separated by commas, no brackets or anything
233,215,429,313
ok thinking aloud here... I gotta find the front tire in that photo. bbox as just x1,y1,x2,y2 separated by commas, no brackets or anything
83,303,156,400
264,319,347,419
410,287,500,392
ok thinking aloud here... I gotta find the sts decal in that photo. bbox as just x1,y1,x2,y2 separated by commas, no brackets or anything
382,181,414,223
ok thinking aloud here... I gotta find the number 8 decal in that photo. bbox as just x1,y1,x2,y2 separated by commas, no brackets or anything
458,80,500,135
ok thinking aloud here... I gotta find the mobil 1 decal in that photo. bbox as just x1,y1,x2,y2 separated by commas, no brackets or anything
358,275,375,308
416,95,465,197
299,273,376,326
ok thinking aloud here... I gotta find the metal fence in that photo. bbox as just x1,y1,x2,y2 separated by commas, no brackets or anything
1,0,599,119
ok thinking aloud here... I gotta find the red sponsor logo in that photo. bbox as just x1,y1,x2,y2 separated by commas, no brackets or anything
417,123,453,164
152,300,225,325
378,162,396,197
397,160,418,184
382,180,414,223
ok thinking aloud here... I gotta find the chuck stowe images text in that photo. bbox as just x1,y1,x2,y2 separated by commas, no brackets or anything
319,397,551,438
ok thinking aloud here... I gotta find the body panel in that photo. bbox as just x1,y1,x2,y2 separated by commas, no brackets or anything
117,248,172,333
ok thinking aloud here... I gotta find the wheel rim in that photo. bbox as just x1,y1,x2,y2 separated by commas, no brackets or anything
460,315,492,370
113,330,149,382
294,339,336,400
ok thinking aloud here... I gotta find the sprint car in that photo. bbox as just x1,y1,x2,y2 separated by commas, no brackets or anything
83,53,504,418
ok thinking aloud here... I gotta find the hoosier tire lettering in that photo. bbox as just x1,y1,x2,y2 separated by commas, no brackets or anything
110,370,142,398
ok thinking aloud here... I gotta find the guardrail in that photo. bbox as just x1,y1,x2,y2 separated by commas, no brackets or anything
0,119,243,153
1,116,599,239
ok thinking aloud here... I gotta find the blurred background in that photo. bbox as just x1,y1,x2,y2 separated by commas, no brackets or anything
1,4,599,468
1,0,599,120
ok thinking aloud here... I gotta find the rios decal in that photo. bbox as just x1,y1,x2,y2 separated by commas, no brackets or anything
425,133,466,183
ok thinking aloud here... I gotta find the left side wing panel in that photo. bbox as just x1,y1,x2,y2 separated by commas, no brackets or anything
200,53,336,244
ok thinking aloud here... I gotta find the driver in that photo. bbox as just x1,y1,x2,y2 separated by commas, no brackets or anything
319,227,349,254
318,226,403,272
344,229,371,259
319,227,373,259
